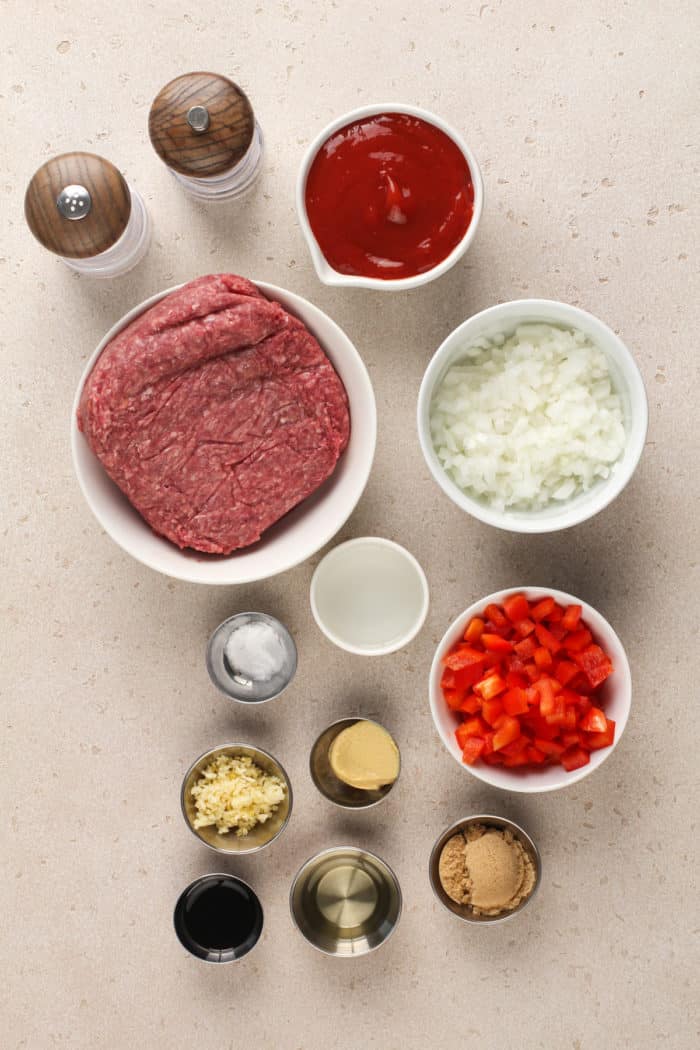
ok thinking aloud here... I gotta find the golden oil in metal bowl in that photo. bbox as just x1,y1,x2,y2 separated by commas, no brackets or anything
290,846,401,956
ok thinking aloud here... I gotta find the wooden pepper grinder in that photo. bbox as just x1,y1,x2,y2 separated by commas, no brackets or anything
24,152,151,278
148,72,264,202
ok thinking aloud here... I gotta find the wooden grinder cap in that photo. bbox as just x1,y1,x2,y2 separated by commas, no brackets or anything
148,72,255,178
24,152,132,259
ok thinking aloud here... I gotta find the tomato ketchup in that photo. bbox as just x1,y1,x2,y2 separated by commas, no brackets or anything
304,112,474,280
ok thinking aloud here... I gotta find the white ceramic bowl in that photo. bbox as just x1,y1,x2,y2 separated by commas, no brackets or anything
296,103,484,292
417,299,648,533
429,587,631,793
310,537,429,655
71,281,376,585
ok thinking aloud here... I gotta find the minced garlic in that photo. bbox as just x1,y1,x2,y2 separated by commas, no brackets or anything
191,753,286,837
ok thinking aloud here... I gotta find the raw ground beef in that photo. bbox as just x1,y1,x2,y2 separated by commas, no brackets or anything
78,274,350,554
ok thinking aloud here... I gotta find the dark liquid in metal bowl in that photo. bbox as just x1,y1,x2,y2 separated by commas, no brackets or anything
174,875,263,962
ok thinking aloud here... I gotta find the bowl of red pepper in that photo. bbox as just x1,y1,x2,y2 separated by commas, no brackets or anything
429,587,631,792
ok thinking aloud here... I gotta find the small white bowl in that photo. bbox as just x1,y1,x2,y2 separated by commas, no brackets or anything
429,587,631,793
310,537,429,655
417,299,648,533
296,103,484,292
71,281,376,585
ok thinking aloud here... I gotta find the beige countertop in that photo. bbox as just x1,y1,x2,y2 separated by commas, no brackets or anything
2,2,698,1048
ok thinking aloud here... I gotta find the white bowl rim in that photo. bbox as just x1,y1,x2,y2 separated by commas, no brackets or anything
70,279,377,585
310,536,430,656
417,298,649,533
428,586,632,793
296,102,484,291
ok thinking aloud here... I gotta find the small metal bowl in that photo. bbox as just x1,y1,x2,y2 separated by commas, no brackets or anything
181,743,293,855
174,873,263,963
429,814,541,925
309,717,401,809
290,846,402,957
206,612,297,704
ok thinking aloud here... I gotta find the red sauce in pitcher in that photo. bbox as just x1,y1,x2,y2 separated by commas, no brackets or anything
304,112,474,280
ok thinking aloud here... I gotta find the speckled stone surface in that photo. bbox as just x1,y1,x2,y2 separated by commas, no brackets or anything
2,3,699,1048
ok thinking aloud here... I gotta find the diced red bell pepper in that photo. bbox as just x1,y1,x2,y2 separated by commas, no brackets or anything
534,737,566,758
455,723,472,749
441,595,615,774
513,617,536,638
564,628,593,653
585,718,616,750
524,662,539,682
505,670,528,689
444,645,488,671
499,735,529,758
534,646,553,670
502,687,530,716
462,736,486,765
503,752,531,767
474,673,506,701
484,603,509,628
579,706,608,734
561,604,582,631
574,644,614,688
482,699,504,726
513,636,537,658
548,704,577,730
460,716,489,739
459,693,482,715
481,633,513,654
492,715,521,751
544,696,568,725
560,746,591,772
484,621,512,639
443,688,466,711
531,597,555,621
554,660,579,686
535,677,557,715
482,650,505,671
503,593,530,623
535,622,563,653
441,668,457,690
463,616,484,643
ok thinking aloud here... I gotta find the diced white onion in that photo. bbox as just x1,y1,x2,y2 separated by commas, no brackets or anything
429,323,627,512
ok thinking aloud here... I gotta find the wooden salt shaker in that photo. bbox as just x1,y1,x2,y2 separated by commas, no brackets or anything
24,152,151,278
148,72,264,202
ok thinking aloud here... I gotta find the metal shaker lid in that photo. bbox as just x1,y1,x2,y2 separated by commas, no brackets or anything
24,152,132,258
148,72,256,178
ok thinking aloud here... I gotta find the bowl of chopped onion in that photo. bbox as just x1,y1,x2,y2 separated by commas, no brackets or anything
417,300,648,532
